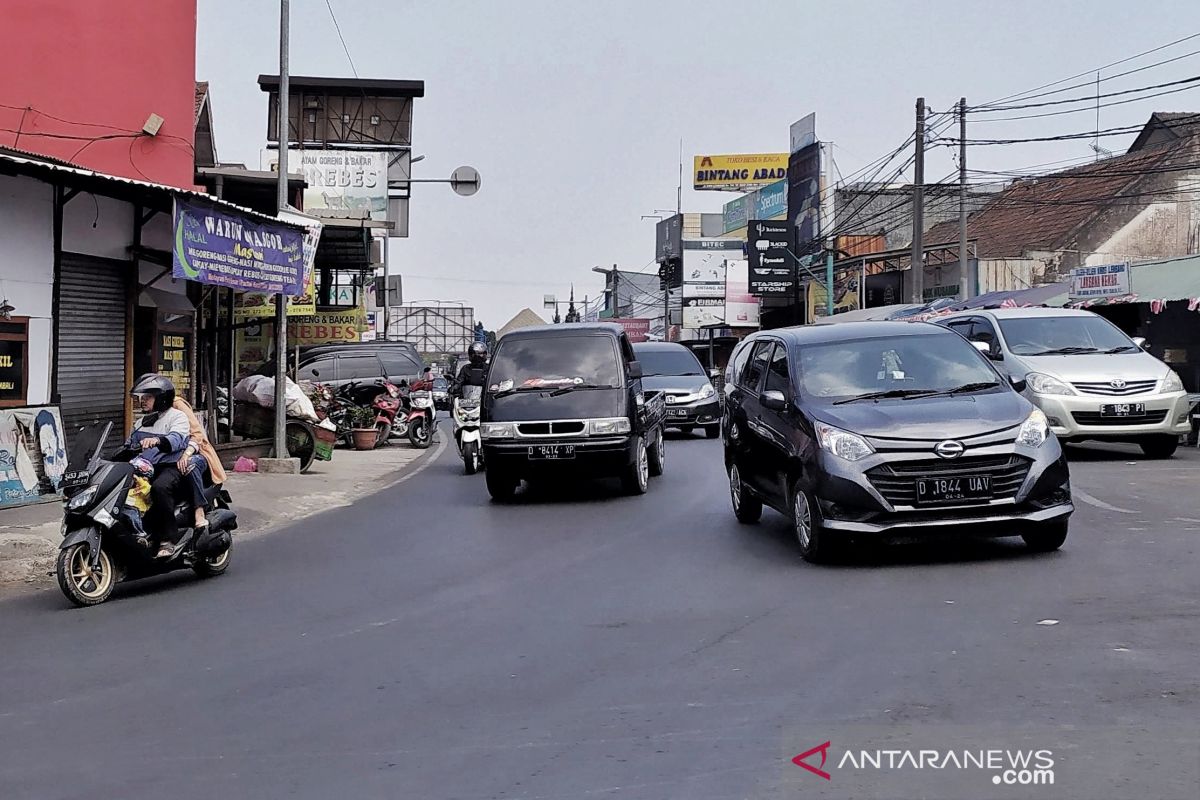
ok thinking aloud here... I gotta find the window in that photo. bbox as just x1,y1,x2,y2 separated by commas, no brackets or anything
997,314,1136,356
740,340,773,391
0,318,29,407
726,341,751,386
490,336,621,389
381,352,423,379
763,342,790,395
945,319,974,339
337,355,385,381
297,357,333,382
970,317,1000,354
636,347,704,377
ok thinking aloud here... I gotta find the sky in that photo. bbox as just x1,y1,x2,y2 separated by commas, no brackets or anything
197,0,1200,329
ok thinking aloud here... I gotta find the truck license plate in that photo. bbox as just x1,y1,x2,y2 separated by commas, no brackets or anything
528,444,575,460
915,475,991,505
1101,403,1145,417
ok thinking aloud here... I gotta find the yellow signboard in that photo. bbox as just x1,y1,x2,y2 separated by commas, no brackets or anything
693,153,789,191
807,275,862,322
234,307,366,378
233,266,317,319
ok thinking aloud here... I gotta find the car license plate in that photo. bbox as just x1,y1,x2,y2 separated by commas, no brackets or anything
915,475,991,505
1101,402,1145,417
667,408,689,418
528,444,575,460
61,469,89,490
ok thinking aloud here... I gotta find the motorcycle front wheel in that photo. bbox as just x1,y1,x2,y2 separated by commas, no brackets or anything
463,441,479,475
56,543,116,607
408,417,432,449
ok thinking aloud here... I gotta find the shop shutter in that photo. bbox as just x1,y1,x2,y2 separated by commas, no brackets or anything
56,254,128,447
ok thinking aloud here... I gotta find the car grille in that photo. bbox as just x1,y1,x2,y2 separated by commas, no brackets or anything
1070,379,1157,396
516,421,586,436
866,455,1032,507
1070,409,1169,426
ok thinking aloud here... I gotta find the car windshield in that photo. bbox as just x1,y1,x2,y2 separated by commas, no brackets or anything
798,333,1002,401
998,314,1135,355
635,348,704,377
490,335,621,390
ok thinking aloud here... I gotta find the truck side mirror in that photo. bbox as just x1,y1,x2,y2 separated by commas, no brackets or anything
628,361,643,379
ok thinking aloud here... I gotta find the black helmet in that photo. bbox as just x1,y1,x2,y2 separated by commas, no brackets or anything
130,373,176,413
468,342,488,365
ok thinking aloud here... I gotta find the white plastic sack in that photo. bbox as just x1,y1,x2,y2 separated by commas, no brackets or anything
233,375,320,422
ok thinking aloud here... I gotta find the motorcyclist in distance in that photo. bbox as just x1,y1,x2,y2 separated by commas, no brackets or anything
451,342,489,397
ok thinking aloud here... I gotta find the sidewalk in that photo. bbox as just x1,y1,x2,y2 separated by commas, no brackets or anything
0,437,441,591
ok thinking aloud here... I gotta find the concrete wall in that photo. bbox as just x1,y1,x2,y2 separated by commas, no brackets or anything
0,176,55,405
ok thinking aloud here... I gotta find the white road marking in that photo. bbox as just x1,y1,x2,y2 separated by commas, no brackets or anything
1073,487,1135,514
388,427,450,487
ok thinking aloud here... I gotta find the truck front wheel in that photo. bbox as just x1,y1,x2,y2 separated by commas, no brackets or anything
621,437,649,495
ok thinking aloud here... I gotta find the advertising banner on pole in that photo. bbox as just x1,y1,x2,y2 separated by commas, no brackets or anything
263,149,389,221
693,154,789,192
682,250,727,327
172,199,305,295
747,220,793,295
724,260,760,328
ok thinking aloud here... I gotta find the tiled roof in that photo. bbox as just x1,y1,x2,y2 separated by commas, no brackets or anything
194,81,209,125
925,145,1176,258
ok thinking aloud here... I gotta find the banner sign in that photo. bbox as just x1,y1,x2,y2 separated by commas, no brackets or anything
787,142,822,254
722,194,751,234
1070,262,1131,299
682,250,727,327
808,274,862,321
748,220,793,295
611,318,650,343
694,153,789,192
264,149,388,222
234,208,320,318
0,406,68,507
755,179,787,219
724,260,760,328
234,309,366,378
172,199,304,295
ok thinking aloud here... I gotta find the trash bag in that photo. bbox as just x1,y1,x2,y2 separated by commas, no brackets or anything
233,456,257,473
233,375,320,422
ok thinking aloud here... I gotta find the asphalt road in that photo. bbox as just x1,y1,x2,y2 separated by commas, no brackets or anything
1,429,1197,800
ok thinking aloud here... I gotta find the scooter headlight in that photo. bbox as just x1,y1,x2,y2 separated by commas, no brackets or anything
66,486,98,510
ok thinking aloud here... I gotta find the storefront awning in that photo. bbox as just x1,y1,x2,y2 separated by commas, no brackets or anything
138,287,195,313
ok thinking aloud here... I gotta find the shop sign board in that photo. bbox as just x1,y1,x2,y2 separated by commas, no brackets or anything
755,180,787,219
724,260,760,328
808,274,863,321
722,194,752,234
234,308,366,377
682,249,727,327
156,331,192,398
694,153,789,192
0,406,68,507
172,199,304,295
747,220,793,296
263,149,389,222
610,318,650,343
1070,262,1131,299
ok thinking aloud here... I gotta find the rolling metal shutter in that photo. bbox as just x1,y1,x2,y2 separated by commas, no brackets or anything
56,254,128,446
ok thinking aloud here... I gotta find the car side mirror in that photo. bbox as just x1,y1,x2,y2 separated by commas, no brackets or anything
760,390,787,411
628,361,643,379
709,368,721,379
1132,336,1150,350
1009,374,1027,393
971,340,1002,361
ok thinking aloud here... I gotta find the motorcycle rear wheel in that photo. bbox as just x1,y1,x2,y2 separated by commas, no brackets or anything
193,544,232,578
374,420,392,449
408,417,432,449
57,543,115,607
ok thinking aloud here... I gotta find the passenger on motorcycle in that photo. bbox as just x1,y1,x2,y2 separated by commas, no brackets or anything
127,374,202,558
451,342,489,397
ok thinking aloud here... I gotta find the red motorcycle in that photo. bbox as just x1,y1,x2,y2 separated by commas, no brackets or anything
370,381,403,448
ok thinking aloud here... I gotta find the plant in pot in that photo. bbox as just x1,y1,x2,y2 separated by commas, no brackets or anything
346,405,378,451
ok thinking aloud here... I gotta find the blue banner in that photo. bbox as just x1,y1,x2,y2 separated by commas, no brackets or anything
172,199,305,295
755,179,787,219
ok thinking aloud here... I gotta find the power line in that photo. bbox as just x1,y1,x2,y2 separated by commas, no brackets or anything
939,112,1200,146
325,0,360,79
970,79,1200,123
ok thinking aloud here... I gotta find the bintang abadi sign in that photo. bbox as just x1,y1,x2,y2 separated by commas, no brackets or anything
172,199,305,295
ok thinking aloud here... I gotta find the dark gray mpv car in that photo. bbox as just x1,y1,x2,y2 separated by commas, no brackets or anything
722,321,1074,562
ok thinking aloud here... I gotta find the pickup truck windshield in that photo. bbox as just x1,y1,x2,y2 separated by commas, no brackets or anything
490,336,621,391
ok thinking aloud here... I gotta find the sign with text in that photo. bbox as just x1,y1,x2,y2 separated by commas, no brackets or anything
694,153,788,192
172,199,304,295
156,331,191,398
748,219,793,295
682,250,727,328
264,149,388,221
724,260,760,328
1070,262,1131,299
611,318,650,343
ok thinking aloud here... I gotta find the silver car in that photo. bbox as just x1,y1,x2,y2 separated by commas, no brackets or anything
937,308,1190,458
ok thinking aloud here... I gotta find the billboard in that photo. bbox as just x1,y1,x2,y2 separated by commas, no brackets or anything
694,153,788,192
655,214,684,261
790,113,816,154
747,220,793,296
755,179,787,219
787,142,822,253
1070,262,1131,299
807,274,863,321
724,260,760,328
611,318,650,343
722,194,751,234
682,249,727,328
264,149,388,221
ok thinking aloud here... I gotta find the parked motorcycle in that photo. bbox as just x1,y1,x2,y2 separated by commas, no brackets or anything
371,380,403,448
56,422,237,607
405,389,436,449
453,384,484,474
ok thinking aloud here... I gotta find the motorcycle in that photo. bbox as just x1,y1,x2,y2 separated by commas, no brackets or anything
56,422,237,607
405,389,436,449
453,384,484,474
370,380,403,448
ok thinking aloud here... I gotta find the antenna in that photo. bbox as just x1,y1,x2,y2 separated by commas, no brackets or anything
676,137,683,215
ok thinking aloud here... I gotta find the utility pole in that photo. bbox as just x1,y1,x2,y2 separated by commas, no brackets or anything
271,0,291,468
958,97,969,302
910,97,926,305
611,264,621,317
382,234,390,339
822,142,835,316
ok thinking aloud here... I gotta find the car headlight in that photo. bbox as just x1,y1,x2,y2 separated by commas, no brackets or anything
481,422,516,439
698,382,716,400
815,421,874,461
1016,408,1050,448
588,418,631,435
1161,370,1184,394
1026,372,1076,396
66,486,98,510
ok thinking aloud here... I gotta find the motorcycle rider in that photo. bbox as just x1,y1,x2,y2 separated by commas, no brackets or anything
127,374,193,558
450,342,489,397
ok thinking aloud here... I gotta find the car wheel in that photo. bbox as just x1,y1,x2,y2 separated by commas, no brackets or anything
648,428,665,477
728,464,762,524
485,469,519,503
792,484,831,563
1021,520,1068,552
1139,435,1178,459
704,424,720,439
621,436,649,495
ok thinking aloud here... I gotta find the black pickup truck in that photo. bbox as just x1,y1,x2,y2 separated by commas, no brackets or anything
480,323,667,501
